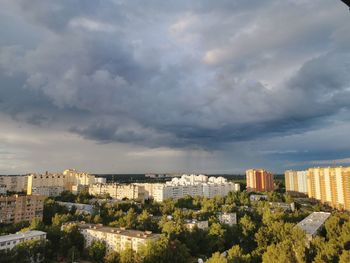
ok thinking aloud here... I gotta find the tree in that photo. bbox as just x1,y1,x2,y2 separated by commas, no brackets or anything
60,224,84,260
262,241,295,263
141,236,191,263
208,223,226,253
120,248,140,263
339,250,350,263
227,245,250,263
206,252,228,263
105,251,121,263
137,210,153,231
88,240,106,263
13,240,46,263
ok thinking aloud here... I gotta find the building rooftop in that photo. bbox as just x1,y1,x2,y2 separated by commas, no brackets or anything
0,230,46,243
296,212,331,237
72,223,160,239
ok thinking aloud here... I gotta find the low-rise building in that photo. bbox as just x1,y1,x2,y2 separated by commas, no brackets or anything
218,212,237,226
184,220,209,231
0,230,46,250
0,195,45,224
249,194,268,201
63,222,160,253
296,212,331,241
57,202,95,214
269,202,295,212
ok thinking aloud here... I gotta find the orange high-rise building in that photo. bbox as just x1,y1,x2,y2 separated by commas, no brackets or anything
246,169,274,192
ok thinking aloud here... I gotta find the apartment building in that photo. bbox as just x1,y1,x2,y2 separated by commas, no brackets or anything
307,167,350,211
32,186,65,197
89,183,146,202
285,170,308,194
0,230,46,250
217,212,237,226
89,183,118,198
184,220,209,231
0,195,45,224
116,184,146,202
64,223,160,253
138,175,240,202
246,169,274,192
0,175,28,193
27,169,95,195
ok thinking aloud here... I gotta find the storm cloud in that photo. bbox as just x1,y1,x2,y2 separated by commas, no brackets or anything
0,0,350,173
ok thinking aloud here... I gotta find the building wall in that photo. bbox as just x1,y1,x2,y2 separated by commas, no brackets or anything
27,170,95,195
305,167,350,211
0,176,28,193
0,231,46,250
0,195,44,224
246,169,274,192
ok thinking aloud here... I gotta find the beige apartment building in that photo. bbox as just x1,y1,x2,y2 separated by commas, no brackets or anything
0,175,28,193
307,167,350,211
89,183,146,202
0,195,45,224
285,170,308,194
27,169,95,195
63,223,160,253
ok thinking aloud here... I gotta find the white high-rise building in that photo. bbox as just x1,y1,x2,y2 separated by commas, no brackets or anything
139,175,240,202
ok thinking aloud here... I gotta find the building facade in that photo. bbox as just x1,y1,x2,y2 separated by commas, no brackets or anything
0,230,46,250
139,175,240,202
285,170,308,194
0,195,45,224
246,169,274,192
217,212,237,226
0,175,28,193
27,169,95,195
307,167,350,211
64,223,160,253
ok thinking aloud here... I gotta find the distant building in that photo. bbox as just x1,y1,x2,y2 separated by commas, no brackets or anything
27,169,95,195
296,212,331,241
246,169,274,192
249,194,268,201
94,177,107,184
32,186,65,197
138,175,240,202
63,222,160,253
0,184,6,195
307,167,350,211
89,183,118,198
217,212,237,226
0,195,44,224
0,230,46,250
57,202,94,214
89,183,146,202
184,220,209,231
0,175,28,193
285,170,308,195
269,202,295,212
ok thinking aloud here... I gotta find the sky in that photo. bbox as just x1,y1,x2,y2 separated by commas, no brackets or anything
0,0,350,174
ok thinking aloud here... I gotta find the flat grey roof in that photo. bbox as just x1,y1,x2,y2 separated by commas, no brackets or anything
0,230,46,243
296,212,331,236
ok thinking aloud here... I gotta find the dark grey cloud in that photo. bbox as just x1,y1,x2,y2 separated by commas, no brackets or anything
0,0,350,161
